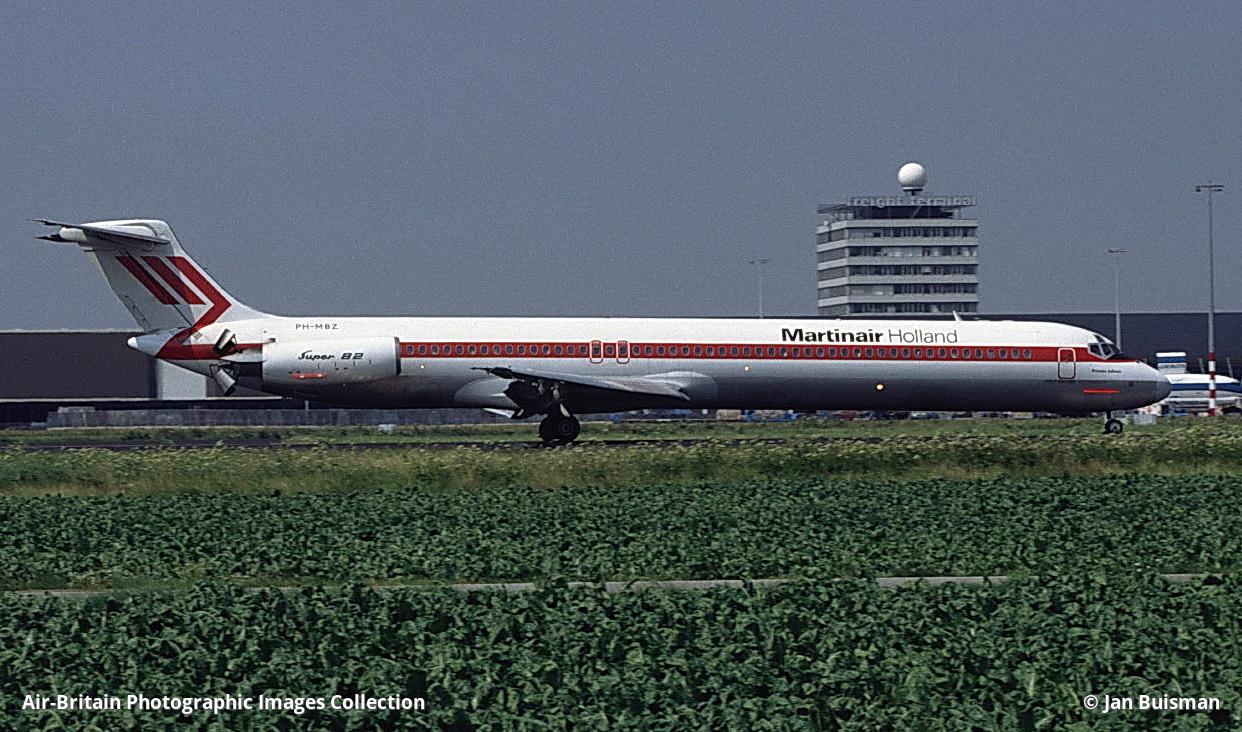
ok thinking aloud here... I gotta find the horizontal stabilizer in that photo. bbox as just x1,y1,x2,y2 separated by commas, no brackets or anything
33,219,171,248
33,217,266,333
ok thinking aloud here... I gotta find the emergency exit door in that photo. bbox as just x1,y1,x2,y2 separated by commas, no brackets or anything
589,340,630,365
1057,348,1076,380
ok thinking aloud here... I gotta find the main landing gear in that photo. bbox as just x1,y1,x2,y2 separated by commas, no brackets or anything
539,413,581,446
1103,411,1124,435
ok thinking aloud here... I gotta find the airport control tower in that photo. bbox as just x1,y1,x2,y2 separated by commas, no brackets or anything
816,163,979,316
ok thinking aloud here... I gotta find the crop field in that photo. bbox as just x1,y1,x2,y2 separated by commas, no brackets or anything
2,475,1241,590
3,577,1239,730
3,421,1241,729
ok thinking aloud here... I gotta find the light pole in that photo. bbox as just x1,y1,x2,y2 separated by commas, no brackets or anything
748,258,770,318
1194,183,1223,416
1107,248,1126,350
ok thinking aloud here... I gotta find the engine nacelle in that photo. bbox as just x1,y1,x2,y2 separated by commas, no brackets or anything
262,336,401,386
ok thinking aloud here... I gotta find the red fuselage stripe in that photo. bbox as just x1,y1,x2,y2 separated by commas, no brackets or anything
142,256,205,305
116,256,178,305
393,341,1124,364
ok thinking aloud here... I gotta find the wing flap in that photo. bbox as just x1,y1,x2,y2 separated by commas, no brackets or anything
478,366,692,402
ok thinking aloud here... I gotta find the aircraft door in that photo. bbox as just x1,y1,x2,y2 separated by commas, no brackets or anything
589,340,603,364
617,340,630,364
1057,348,1076,380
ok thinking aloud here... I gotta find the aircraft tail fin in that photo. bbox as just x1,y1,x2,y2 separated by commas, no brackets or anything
34,218,266,333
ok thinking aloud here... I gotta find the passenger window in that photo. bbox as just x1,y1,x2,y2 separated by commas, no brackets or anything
950,349,958,358
974,349,983,358
914,349,922,358
938,348,947,358
987,349,995,359
542,345,551,355
731,346,739,356
1023,349,1032,359
816,348,825,358
767,347,775,357
554,345,563,355
865,348,873,358
705,346,714,356
828,348,837,357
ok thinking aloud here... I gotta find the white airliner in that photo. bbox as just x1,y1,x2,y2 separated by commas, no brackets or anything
36,219,1171,442
1154,352,1242,414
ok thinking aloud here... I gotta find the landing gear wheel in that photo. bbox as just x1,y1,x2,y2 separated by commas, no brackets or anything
1104,418,1124,435
539,414,581,446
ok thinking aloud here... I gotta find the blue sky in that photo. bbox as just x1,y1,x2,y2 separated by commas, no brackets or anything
2,2,1238,326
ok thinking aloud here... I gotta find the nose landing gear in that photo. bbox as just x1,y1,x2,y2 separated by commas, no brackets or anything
1103,411,1124,435
539,413,581,446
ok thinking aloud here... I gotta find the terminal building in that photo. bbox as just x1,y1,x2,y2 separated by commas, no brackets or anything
816,163,979,316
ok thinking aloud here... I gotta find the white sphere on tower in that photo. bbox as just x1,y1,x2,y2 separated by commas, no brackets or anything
898,162,927,194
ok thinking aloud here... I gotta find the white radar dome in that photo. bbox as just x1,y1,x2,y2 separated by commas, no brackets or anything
898,162,927,193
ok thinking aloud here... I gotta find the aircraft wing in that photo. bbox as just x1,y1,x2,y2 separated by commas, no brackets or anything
477,366,693,402
33,219,170,248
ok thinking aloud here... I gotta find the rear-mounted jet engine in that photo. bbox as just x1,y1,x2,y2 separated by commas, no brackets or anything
260,336,401,386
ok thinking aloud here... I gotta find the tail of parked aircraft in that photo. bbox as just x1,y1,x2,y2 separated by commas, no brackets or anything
34,218,266,333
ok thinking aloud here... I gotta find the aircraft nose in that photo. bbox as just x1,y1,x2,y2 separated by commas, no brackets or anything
1153,372,1171,402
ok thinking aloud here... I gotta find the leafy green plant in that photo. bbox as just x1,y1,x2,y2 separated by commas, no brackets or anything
2,476,1240,589
2,577,1237,730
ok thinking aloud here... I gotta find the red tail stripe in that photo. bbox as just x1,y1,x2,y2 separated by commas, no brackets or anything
142,256,205,305
116,256,178,305
156,257,234,360
168,257,230,327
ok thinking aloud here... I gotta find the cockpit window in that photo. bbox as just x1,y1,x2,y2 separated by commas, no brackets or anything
1087,337,1119,360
